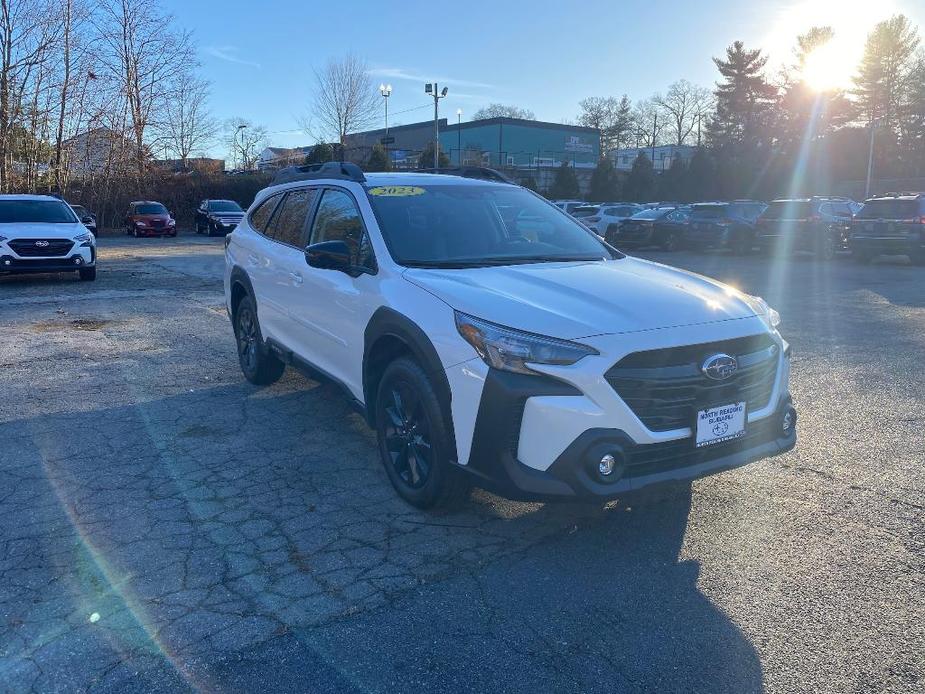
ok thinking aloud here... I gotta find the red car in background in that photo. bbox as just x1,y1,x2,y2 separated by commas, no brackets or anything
125,201,177,237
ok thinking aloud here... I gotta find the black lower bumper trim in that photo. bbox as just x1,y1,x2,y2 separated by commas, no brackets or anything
0,255,93,273
460,376,796,501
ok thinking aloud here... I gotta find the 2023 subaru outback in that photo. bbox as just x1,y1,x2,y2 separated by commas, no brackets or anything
224,163,796,508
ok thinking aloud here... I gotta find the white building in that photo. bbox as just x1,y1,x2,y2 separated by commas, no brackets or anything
609,144,697,172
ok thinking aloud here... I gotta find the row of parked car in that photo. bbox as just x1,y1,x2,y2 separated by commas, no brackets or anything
552,193,925,264
66,199,246,239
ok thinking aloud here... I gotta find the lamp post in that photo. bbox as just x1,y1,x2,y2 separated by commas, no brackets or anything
456,108,462,165
379,83,392,162
235,124,247,169
865,117,878,200
425,82,448,169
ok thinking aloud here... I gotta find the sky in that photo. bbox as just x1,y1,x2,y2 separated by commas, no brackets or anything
159,0,925,155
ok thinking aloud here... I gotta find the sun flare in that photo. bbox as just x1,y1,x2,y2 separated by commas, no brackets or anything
802,41,848,91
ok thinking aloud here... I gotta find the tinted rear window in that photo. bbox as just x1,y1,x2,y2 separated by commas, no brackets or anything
0,200,77,223
856,199,920,219
690,205,728,220
632,208,671,220
572,207,599,218
761,201,815,219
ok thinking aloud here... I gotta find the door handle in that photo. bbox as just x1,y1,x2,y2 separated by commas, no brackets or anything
289,272,303,285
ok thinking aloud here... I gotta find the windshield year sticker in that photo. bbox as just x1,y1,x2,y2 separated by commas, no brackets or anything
368,186,426,197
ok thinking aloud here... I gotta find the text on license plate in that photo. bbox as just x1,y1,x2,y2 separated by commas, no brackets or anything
696,402,746,448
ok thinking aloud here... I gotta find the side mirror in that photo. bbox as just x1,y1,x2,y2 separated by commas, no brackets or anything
81,216,93,224
306,240,352,272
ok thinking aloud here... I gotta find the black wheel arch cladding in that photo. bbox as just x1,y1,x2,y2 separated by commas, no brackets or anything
229,266,256,321
364,307,458,463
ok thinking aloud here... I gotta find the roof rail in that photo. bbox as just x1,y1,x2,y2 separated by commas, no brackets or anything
272,161,366,185
414,166,514,183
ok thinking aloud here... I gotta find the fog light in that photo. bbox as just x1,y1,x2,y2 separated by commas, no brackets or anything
599,454,617,476
74,257,82,265
781,407,797,436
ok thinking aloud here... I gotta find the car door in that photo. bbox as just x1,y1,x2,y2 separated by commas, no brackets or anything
290,187,379,396
240,192,286,339
258,188,318,349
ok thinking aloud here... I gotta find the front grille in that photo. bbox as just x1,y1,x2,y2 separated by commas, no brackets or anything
605,334,778,432
148,219,166,228
9,239,74,257
623,414,779,479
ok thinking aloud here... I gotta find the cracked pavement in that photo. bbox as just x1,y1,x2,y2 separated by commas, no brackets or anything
1,235,923,692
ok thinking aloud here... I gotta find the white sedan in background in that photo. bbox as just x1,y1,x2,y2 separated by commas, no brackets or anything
573,203,643,236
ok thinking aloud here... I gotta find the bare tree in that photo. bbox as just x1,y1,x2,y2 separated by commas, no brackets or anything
158,71,216,167
98,0,193,176
653,79,713,145
301,54,378,150
631,98,666,148
577,95,632,151
224,117,267,170
471,103,535,120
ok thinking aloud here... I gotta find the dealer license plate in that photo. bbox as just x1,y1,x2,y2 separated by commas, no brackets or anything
696,402,746,448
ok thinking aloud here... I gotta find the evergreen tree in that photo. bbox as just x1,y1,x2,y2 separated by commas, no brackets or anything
418,142,450,169
657,156,687,202
365,144,391,172
853,15,920,131
549,161,580,199
305,142,334,164
899,55,925,176
588,156,620,202
707,41,778,149
624,153,656,201
519,174,539,192
686,148,716,201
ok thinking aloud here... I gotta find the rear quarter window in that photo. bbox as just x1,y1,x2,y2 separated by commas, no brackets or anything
249,193,283,232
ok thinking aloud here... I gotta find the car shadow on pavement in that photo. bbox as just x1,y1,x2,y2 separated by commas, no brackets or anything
0,377,762,693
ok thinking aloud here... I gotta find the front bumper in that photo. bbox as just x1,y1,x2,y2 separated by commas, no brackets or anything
0,245,95,274
446,320,794,500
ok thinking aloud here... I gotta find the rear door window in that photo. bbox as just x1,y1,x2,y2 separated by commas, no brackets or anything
249,193,283,233
264,188,316,247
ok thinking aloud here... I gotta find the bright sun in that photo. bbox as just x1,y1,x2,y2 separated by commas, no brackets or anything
802,41,848,91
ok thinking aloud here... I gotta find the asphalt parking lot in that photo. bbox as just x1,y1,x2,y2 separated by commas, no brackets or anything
1,234,923,693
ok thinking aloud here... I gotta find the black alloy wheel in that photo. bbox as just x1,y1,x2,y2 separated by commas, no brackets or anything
382,381,433,490
233,295,285,385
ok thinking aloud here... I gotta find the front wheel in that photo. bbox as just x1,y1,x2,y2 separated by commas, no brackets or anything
233,295,285,385
375,357,468,509
78,266,96,281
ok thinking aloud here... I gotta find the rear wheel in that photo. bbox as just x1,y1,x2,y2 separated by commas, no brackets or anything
660,233,678,252
233,295,285,385
78,266,96,281
375,357,468,509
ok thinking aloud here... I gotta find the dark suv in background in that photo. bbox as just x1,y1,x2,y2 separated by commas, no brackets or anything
850,193,925,264
756,197,855,260
683,200,767,254
195,199,245,236
608,206,690,250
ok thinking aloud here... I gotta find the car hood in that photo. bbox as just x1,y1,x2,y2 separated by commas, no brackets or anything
403,257,759,339
0,222,85,239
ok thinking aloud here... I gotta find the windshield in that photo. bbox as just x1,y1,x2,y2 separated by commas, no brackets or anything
366,184,615,267
690,205,728,220
631,208,672,220
761,201,815,219
0,200,78,223
210,201,243,212
856,199,920,219
135,203,168,215
70,205,88,217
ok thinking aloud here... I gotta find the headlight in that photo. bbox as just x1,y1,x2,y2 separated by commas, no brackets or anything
168,219,176,226
135,220,145,226
74,232,93,243
455,312,598,375
746,295,781,331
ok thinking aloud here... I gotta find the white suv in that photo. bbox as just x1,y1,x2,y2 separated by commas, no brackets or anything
0,195,96,281
224,163,796,508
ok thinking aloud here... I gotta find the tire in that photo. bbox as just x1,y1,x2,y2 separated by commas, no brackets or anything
132,227,139,238
78,266,97,281
660,233,678,252
375,357,469,509
731,232,752,255
233,295,285,385
206,223,216,237
195,222,202,234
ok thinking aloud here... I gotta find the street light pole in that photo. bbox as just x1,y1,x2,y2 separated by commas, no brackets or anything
379,83,392,162
865,118,877,200
236,123,247,169
425,82,448,169
456,108,462,165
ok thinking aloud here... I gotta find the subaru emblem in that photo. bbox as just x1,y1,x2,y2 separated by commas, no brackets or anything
702,353,738,380
35,240,49,247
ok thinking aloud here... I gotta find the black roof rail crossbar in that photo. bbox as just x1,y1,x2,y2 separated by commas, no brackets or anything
414,166,514,183
272,161,367,185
